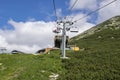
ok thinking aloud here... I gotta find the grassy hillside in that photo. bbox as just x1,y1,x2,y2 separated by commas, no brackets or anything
59,17,120,80
0,16,120,80
0,51,62,80
70,16,120,41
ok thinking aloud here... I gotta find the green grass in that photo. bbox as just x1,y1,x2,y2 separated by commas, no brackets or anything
0,50,62,80
59,28,120,80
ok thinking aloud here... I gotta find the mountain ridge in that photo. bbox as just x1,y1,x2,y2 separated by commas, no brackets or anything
70,15,120,41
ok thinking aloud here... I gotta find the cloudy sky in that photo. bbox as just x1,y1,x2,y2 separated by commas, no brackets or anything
0,0,120,53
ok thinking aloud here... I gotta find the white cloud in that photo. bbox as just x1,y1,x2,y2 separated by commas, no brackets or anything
0,15,95,53
56,8,62,18
27,17,36,22
69,0,98,10
69,0,120,24
97,0,120,23
0,20,55,53
0,35,8,47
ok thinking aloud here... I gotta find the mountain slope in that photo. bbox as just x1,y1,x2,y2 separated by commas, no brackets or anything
70,15,120,41
59,16,120,80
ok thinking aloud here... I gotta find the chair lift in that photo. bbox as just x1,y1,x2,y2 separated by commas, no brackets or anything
70,27,79,33
53,27,61,33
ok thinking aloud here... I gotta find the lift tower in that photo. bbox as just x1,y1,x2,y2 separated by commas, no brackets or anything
53,17,78,59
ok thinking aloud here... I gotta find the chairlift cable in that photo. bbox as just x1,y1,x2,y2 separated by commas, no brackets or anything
69,0,79,11
69,0,79,22
52,0,61,34
73,0,117,23
53,0,58,21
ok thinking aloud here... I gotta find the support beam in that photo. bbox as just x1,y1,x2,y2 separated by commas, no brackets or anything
61,22,68,59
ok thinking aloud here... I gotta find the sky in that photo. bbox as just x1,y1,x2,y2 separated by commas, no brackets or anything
0,0,120,53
